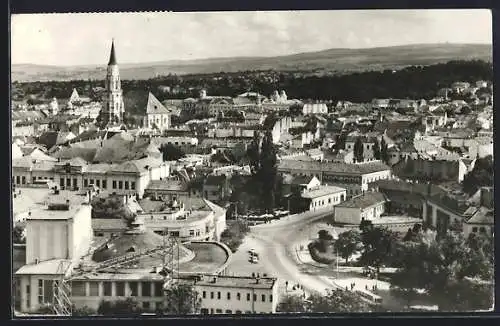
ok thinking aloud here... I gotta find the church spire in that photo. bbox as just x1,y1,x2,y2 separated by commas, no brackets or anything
108,39,117,65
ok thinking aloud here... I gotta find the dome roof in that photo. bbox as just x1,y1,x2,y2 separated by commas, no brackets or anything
91,230,193,263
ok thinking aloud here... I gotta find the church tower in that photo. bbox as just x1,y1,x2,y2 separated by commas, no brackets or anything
103,40,125,126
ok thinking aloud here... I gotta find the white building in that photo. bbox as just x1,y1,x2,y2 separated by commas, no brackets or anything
143,92,171,132
302,103,328,115
197,275,279,315
333,191,387,224
15,191,93,312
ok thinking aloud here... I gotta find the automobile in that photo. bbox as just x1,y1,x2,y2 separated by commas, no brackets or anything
249,249,256,256
250,255,259,264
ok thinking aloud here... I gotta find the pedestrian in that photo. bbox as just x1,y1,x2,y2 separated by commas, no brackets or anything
365,285,368,290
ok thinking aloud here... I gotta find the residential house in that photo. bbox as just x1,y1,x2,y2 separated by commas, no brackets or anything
392,158,468,183
302,103,328,115
332,191,387,225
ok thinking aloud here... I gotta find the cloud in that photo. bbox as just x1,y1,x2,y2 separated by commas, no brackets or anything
10,10,492,66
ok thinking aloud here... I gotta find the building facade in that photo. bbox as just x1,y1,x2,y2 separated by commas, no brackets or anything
102,40,125,126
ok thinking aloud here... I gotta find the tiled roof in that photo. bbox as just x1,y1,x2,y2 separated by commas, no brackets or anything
146,179,188,192
196,275,277,290
146,92,170,114
278,159,391,176
466,207,494,225
372,179,447,197
336,191,387,209
92,218,128,231
52,147,98,163
301,185,346,199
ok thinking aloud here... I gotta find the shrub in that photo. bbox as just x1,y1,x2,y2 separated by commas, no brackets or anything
308,241,335,264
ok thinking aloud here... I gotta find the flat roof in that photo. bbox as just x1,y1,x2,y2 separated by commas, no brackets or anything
196,275,277,290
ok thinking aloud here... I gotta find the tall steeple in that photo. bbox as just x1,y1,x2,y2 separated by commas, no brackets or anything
108,39,117,65
101,39,125,128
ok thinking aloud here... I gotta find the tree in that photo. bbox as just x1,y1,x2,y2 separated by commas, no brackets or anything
71,305,95,316
277,294,308,313
380,137,389,163
13,224,25,244
461,155,493,195
159,143,186,161
97,298,142,316
359,221,399,273
353,137,364,163
317,230,334,253
162,282,201,315
247,130,279,213
373,138,381,160
220,220,250,252
334,230,362,263
390,232,494,311
91,195,135,224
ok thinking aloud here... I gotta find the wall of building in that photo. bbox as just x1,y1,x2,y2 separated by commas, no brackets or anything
26,220,70,265
70,205,93,262
333,206,361,224
196,281,278,314
304,190,346,212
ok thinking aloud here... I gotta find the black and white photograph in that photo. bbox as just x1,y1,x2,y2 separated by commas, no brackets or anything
10,9,494,317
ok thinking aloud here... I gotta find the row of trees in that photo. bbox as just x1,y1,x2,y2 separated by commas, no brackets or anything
277,288,378,313
324,219,493,311
352,137,389,163
461,155,494,195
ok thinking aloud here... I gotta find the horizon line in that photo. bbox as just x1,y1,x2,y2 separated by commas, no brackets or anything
12,41,492,68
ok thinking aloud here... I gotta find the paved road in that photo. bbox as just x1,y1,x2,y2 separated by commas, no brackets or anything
227,208,337,296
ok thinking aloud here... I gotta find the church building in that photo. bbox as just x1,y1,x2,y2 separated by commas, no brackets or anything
100,40,125,128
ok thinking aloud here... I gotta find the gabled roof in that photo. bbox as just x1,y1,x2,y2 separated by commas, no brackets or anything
336,191,387,209
146,92,170,114
465,207,494,225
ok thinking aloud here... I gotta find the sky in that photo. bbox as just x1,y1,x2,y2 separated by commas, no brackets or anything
11,10,492,66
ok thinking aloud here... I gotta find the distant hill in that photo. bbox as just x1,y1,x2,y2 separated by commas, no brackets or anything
11,43,492,82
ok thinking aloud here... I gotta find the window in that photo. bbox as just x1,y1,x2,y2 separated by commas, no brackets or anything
269,294,273,302
189,230,195,236
247,293,250,301
328,198,331,204
96,179,100,187
253,294,257,301
210,292,214,299
200,308,209,315
262,294,266,302
217,291,221,300
16,176,20,184
131,182,136,190
22,176,26,184
225,310,232,314
103,282,112,296
142,282,151,297
84,179,88,187
102,180,107,189
472,227,478,233
112,181,117,189
89,282,99,296
38,279,43,303
227,292,231,300
125,181,129,190
215,309,222,314
202,291,206,299
26,284,30,308
33,176,36,182
89,179,94,186
115,282,125,296
154,282,163,297
118,181,123,189
210,309,214,314
72,281,86,297
237,293,241,300
129,282,138,296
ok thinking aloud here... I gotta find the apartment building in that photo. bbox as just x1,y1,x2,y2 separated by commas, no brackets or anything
196,275,279,315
